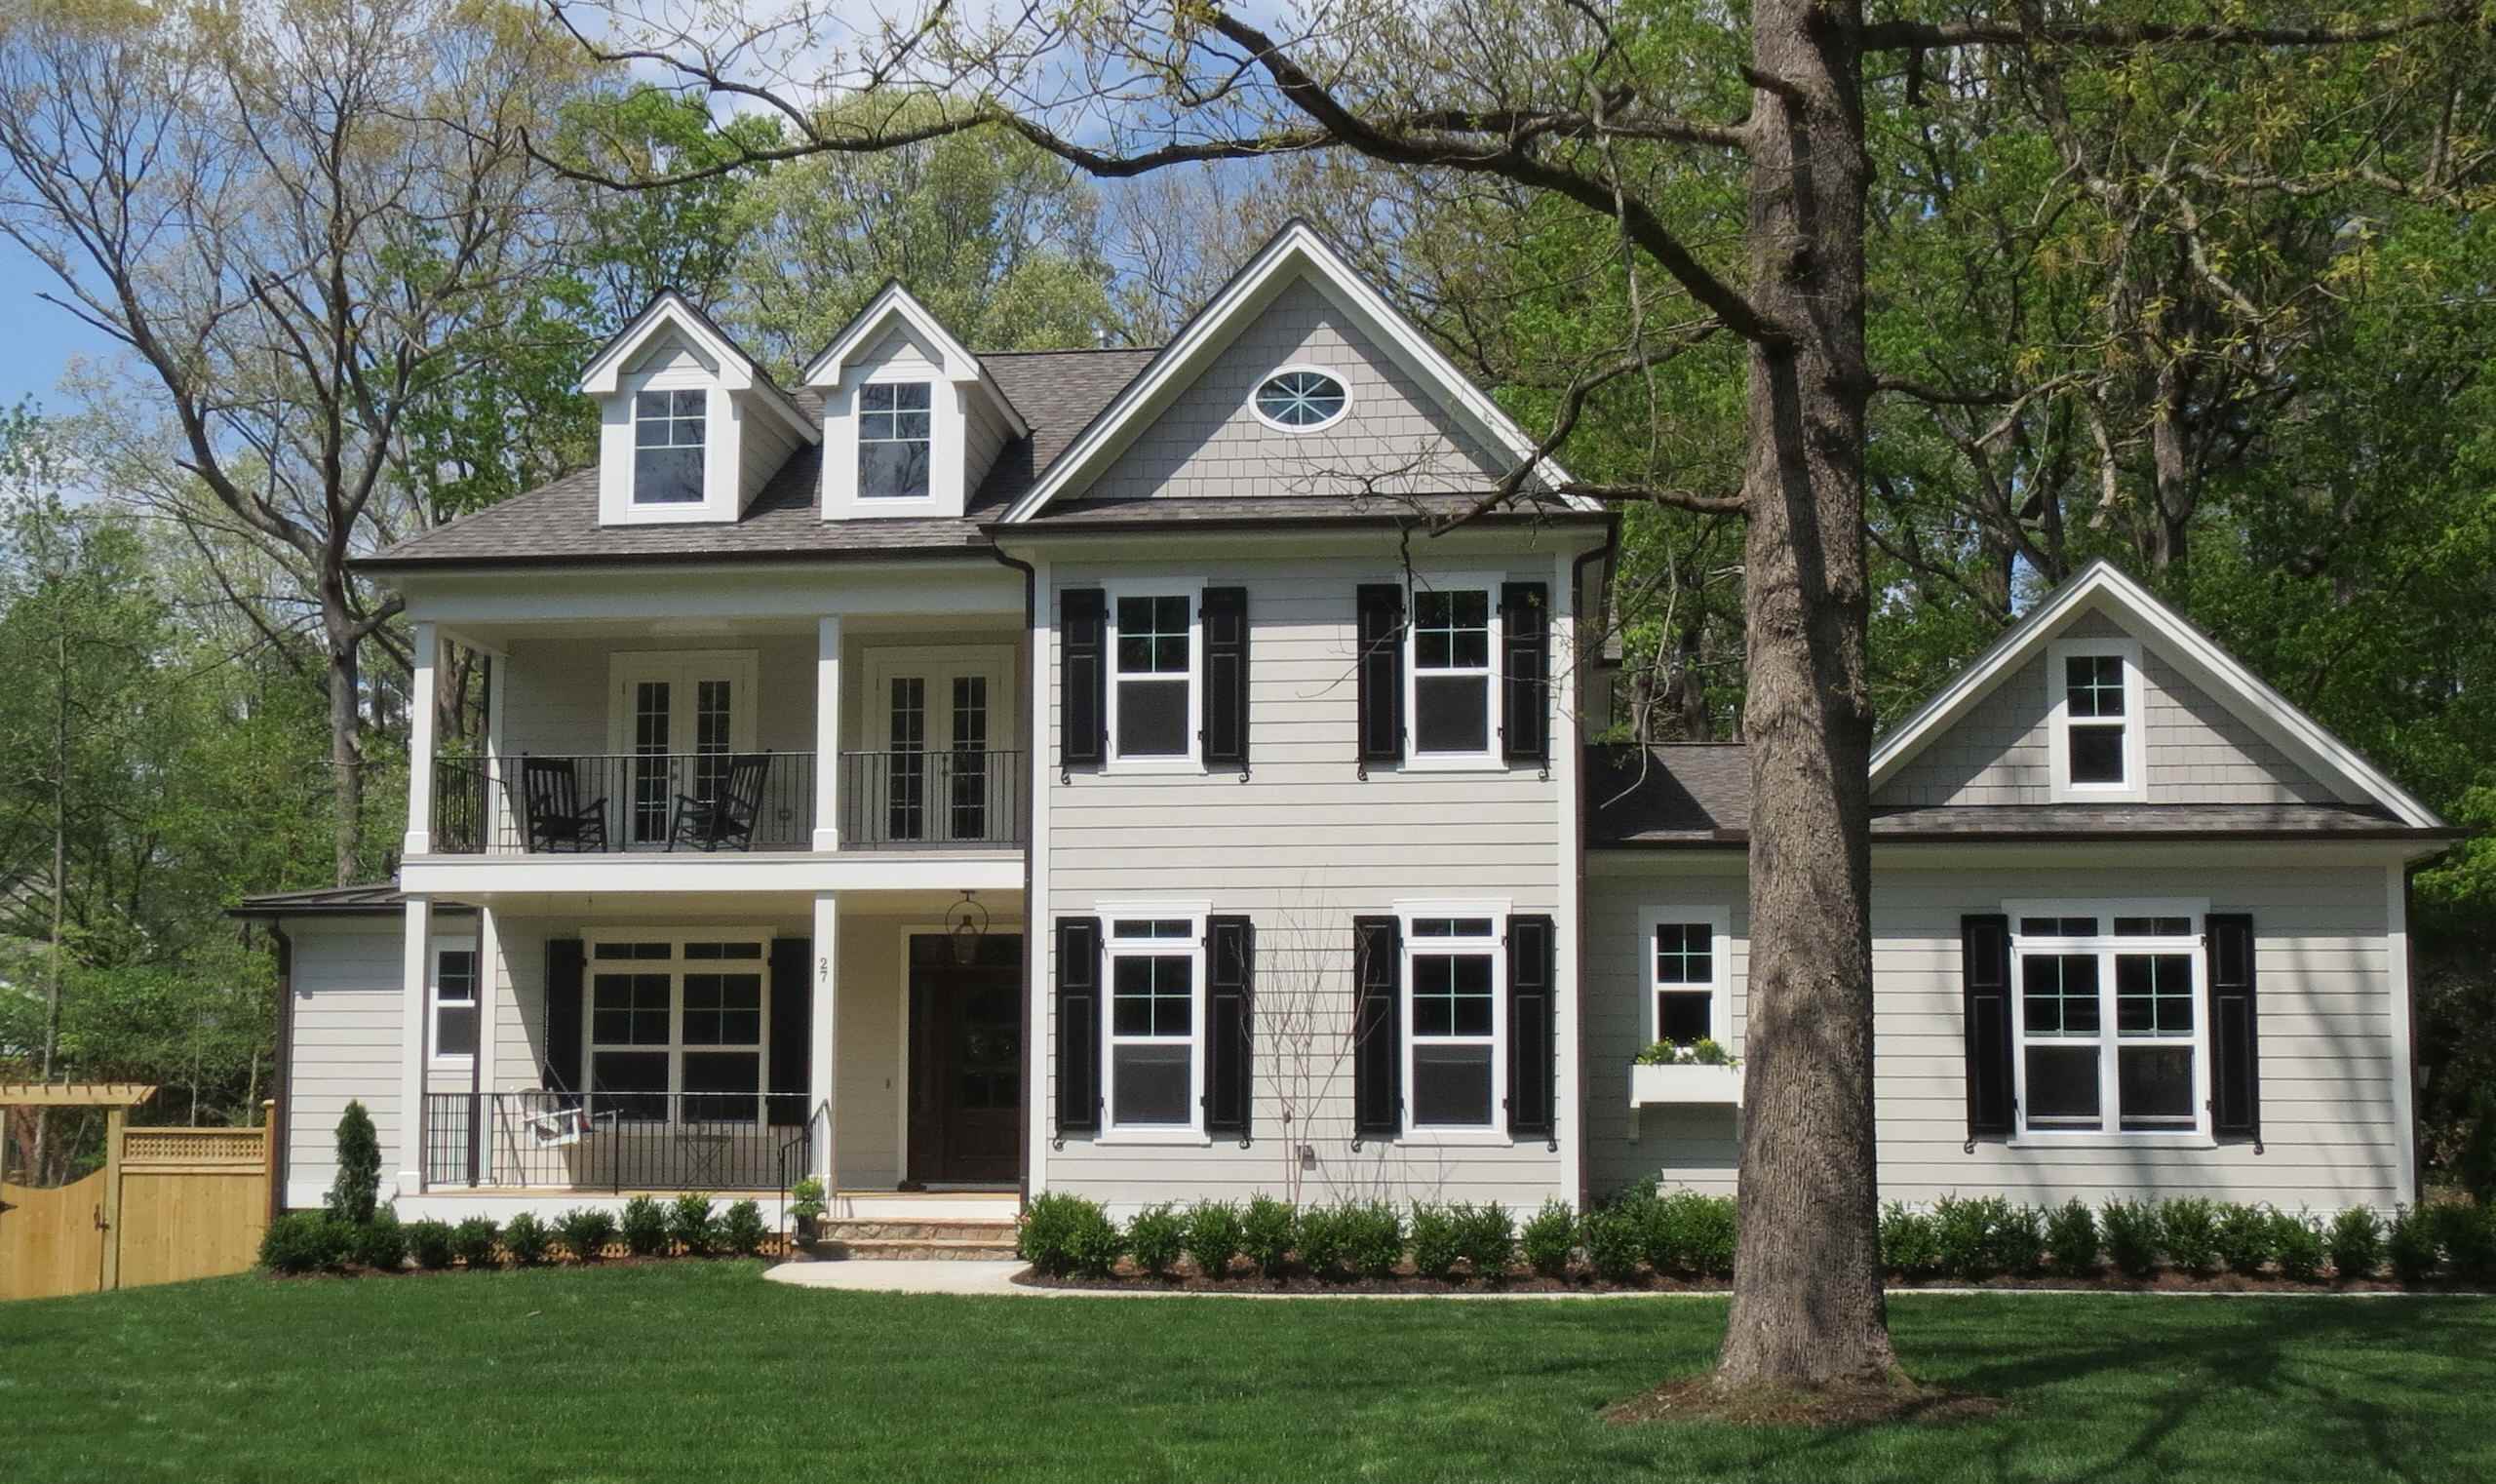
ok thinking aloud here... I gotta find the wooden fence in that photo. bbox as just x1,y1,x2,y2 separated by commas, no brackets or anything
1,1113,274,1302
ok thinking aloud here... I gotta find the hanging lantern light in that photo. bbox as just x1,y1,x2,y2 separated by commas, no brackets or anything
948,890,990,966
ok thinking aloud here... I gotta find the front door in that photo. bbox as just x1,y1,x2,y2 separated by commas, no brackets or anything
905,932,1024,1186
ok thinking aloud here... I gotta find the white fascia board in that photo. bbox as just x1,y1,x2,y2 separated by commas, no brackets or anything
800,283,1029,438
1868,560,2443,828
400,851,1025,898
999,220,1583,524
390,560,1023,626
578,293,815,442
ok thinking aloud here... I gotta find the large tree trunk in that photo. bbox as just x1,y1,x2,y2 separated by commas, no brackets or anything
1715,0,1895,1389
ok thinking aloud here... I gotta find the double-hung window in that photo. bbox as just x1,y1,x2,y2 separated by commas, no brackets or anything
1406,577,1500,764
1102,910,1205,1140
1404,910,1503,1136
1109,586,1198,766
858,382,932,499
2048,637,2145,799
431,946,479,1062
1641,907,1730,1047
586,935,769,1124
632,389,706,504
2008,905,2205,1140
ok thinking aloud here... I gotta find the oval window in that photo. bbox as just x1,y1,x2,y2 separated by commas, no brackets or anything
1253,369,1348,430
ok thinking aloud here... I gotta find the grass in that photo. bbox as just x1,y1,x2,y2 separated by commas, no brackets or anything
3,1264,2491,1483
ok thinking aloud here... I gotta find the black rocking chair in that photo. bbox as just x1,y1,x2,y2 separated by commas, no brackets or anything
518,756,609,852
670,753,770,852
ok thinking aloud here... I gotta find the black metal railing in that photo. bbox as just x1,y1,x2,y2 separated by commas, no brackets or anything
423,1091,819,1191
838,749,1026,848
428,752,816,855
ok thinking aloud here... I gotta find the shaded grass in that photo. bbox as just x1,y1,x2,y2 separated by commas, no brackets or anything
2,1264,2491,1482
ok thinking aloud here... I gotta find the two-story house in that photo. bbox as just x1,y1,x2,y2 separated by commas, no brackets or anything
238,222,2455,1232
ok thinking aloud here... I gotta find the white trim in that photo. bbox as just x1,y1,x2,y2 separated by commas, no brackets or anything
1104,578,1205,774
1000,221,1582,521
402,851,1024,897
1635,905,1734,1048
810,894,838,1189
1393,898,1511,1145
1026,558,1054,1195
2044,635,2147,802
426,936,483,1073
813,616,843,851
1247,363,1353,433
396,896,432,1196
801,282,1030,437
2004,899,2210,1142
1550,548,1583,1204
578,293,814,439
861,644,1019,844
1402,570,1502,769
1869,560,2443,827
1096,901,1212,1142
403,622,437,857
576,928,776,1125
2387,864,2418,1203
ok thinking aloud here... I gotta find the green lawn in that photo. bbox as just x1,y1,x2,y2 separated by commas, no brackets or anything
3,1265,2490,1483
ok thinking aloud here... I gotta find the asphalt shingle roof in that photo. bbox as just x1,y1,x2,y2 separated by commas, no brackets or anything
228,882,472,917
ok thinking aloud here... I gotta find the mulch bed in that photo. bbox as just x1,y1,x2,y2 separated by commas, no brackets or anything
265,1249,787,1281
1013,1259,2451,1295
1603,1376,2007,1428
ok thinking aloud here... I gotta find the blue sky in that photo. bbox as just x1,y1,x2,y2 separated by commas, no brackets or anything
0,238,112,413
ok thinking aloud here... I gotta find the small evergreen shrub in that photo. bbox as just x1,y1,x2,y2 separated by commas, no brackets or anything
1932,1195,2003,1279
1018,1192,1117,1277
2045,1198,2099,1276
501,1211,552,1267
1520,1200,1577,1277
719,1199,769,1258
1182,1201,1245,1278
1679,1192,1738,1278
2271,1211,2327,1282
259,1212,346,1274
1293,1204,1351,1278
2388,1206,2440,1285
668,1194,717,1256
2100,1199,2162,1278
1124,1203,1187,1278
555,1207,617,1262
2327,1207,2383,1280
1988,1202,2046,1275
406,1219,457,1271
1408,1204,1462,1280
326,1101,381,1226
2429,1201,2495,1285
2158,1198,2221,1277
1340,1201,1405,1279
350,1207,408,1271
1241,1195,1296,1278
1880,1203,1942,1278
1581,1203,1645,1282
2215,1203,2278,1277
450,1216,500,1269
620,1196,670,1257
1456,1201,1515,1278
1067,1208,1125,1277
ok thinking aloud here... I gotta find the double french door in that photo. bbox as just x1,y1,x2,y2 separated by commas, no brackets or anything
867,647,1013,844
607,652,759,845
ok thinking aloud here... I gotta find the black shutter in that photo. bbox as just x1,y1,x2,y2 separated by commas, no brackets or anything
1352,916,1402,1140
1354,584,1404,773
1061,589,1108,773
1054,917,1103,1138
2207,913,2261,1149
1962,915,2013,1146
544,937,586,1107
1500,582,1550,766
1505,914,1557,1143
1201,586,1251,774
1206,915,1254,1140
767,937,812,1126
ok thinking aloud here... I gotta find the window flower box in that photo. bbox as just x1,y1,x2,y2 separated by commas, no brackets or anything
1628,1062,1742,1108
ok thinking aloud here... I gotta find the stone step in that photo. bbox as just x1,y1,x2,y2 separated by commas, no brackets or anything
806,1236,1020,1262
819,1218,1019,1244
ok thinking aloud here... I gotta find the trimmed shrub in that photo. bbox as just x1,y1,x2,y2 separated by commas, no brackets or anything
620,1196,670,1257
2215,1203,2278,1277
1991,1202,2047,1276
2046,1198,2098,1276
1677,1192,1737,1278
450,1216,500,1269
2272,1210,2327,1282
2158,1198,2221,1277
259,1212,346,1274
2429,1201,2495,1285
1456,1202,1515,1279
1241,1195,1296,1278
1182,1201,1245,1279
719,1200,769,1258
1932,1195,2003,1280
1581,1203,1645,1282
326,1101,380,1226
1409,1204,1462,1281
2327,1207,2383,1280
1124,1203,1187,1278
555,1207,617,1263
1018,1192,1117,1277
1340,1201,1405,1279
1880,1203,1941,1278
501,1211,552,1267
406,1219,458,1271
2388,1206,2440,1285
350,1208,408,1271
2101,1199,2162,1278
1293,1204,1351,1278
1520,1199,1577,1278
668,1194,717,1256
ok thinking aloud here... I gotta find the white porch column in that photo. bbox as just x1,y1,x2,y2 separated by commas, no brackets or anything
812,615,844,851
396,894,433,1197
808,892,840,1191
403,621,438,857
474,906,500,1097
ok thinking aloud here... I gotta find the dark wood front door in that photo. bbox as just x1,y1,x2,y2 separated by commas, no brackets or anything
906,932,1024,1186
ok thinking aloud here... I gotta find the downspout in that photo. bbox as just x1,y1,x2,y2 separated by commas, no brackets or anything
1569,521,1619,1211
991,543,1039,1209
268,921,295,1220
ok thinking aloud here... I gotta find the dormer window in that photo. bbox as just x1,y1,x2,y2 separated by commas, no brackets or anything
633,390,706,504
859,382,932,500
2047,636,2146,801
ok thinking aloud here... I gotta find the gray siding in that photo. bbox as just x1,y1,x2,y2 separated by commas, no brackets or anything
735,397,800,508
284,922,404,1210
1080,279,1507,503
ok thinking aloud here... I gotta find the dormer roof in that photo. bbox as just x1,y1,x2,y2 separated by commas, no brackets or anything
800,281,1031,439
577,291,816,443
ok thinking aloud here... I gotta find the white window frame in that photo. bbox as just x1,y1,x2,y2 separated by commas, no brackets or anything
1396,899,1510,1146
1637,906,1733,1048
1104,579,1204,774
429,938,481,1069
2004,899,2212,1149
1096,901,1210,1145
1248,363,1353,433
1402,572,1504,771
630,388,708,506
2046,636,2147,802
579,928,775,1126
856,380,934,500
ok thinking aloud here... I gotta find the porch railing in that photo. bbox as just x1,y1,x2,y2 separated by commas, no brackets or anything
838,749,1027,848
423,1091,818,1191
430,753,815,855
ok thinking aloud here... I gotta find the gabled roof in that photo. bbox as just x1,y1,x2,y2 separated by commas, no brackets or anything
800,281,1031,439
576,291,816,443
999,219,1584,523
1868,560,2444,829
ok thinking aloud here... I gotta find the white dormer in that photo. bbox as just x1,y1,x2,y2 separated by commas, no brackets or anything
580,293,817,527
803,284,1029,522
